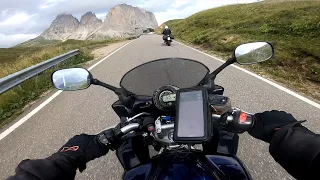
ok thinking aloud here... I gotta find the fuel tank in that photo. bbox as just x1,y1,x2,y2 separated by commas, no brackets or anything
123,150,252,180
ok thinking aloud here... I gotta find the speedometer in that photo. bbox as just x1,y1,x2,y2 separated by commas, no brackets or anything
153,85,179,111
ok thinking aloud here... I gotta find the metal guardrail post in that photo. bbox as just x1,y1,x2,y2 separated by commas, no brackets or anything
0,49,80,94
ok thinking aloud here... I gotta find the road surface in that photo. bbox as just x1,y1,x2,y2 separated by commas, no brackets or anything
1,35,319,180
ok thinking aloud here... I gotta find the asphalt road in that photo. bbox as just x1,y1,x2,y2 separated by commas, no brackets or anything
1,34,320,180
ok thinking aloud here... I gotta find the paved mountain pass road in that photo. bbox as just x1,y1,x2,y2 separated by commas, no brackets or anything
1,34,319,179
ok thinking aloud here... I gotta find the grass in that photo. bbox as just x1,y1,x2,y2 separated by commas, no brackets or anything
158,1,320,100
16,37,61,47
0,38,122,127
0,47,40,64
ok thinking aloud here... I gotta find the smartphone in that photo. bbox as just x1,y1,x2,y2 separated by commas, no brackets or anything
173,87,210,143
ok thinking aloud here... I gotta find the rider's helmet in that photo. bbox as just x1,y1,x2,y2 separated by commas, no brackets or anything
165,26,169,29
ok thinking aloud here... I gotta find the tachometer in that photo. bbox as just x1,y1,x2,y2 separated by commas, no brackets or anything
153,85,179,111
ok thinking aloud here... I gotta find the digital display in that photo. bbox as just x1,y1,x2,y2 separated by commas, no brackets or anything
177,90,204,138
162,93,176,102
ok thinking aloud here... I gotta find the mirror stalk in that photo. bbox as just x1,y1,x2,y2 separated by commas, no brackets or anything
210,58,236,80
91,79,134,108
91,79,118,92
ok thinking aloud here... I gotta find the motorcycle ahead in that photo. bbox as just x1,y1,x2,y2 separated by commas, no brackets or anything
51,42,274,180
163,35,172,46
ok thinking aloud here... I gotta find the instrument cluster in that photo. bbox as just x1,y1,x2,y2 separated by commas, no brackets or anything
153,85,179,111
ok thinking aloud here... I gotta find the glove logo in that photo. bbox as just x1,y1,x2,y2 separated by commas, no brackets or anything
60,146,79,152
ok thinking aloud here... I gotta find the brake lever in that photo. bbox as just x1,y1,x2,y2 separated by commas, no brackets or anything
126,112,151,122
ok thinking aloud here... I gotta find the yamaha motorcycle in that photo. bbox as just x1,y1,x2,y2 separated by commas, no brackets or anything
51,42,274,180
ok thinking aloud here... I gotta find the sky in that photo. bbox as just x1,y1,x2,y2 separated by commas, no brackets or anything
0,0,259,48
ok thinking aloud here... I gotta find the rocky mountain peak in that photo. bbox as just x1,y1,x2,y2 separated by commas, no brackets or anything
104,4,158,29
52,13,79,26
40,13,80,40
39,4,158,41
115,4,133,8
80,12,102,26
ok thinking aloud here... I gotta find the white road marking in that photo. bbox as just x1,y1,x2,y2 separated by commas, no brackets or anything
0,40,135,141
176,41,320,109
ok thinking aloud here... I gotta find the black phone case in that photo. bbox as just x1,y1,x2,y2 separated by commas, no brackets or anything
173,87,211,144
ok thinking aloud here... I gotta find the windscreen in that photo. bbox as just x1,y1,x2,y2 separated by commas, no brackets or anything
120,58,209,96
177,91,204,137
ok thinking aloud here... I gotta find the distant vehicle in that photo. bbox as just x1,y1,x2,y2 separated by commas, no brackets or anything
143,28,155,34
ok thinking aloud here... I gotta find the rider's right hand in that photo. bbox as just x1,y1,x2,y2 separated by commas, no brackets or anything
249,110,298,143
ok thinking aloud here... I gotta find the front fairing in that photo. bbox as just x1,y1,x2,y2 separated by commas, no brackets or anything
123,150,252,180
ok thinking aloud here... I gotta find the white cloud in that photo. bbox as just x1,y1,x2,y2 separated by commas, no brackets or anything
95,13,106,21
39,3,56,10
1,10,9,17
39,0,66,10
0,12,37,26
0,33,37,48
171,0,190,8
137,0,172,12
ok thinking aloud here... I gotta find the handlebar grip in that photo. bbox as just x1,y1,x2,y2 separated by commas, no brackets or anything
212,109,255,133
230,110,254,133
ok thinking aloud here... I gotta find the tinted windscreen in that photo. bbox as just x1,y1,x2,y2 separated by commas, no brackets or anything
120,58,209,96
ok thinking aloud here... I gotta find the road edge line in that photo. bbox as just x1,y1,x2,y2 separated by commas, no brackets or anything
0,40,135,141
175,41,320,109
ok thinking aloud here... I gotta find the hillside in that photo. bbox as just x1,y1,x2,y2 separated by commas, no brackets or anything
16,37,61,48
161,1,320,99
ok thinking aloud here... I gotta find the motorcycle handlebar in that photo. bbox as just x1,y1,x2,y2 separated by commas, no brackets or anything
120,123,140,134
98,109,255,147
117,109,254,136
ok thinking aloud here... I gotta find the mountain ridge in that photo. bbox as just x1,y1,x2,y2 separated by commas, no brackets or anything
39,4,158,41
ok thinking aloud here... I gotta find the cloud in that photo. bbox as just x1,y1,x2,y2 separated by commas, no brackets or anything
39,3,56,10
171,0,190,8
0,12,37,26
0,33,37,48
39,0,66,10
137,0,173,12
95,13,107,21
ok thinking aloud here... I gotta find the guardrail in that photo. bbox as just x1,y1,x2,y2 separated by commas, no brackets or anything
0,49,80,94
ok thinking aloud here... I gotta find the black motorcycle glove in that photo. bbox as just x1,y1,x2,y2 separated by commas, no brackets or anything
249,110,298,143
57,134,108,171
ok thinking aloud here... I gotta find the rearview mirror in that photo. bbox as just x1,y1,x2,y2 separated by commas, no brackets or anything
51,68,92,91
234,42,274,65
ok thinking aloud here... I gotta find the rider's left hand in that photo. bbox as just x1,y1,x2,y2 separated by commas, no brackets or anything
57,134,108,171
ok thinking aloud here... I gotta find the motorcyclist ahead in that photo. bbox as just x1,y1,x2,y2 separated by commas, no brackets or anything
162,26,172,41
8,110,320,180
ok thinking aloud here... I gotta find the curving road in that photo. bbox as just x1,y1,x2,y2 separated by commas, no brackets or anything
1,34,320,180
